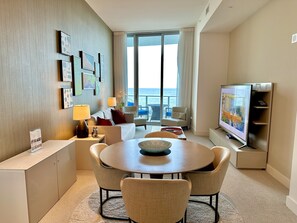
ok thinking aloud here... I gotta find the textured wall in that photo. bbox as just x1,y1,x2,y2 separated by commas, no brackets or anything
228,0,297,179
0,0,113,161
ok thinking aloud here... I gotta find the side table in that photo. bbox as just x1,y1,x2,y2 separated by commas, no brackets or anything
70,135,105,170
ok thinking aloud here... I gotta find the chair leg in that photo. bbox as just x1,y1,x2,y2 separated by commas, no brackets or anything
99,188,103,215
215,193,219,223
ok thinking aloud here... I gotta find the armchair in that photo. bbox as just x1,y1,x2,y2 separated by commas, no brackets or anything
123,106,147,129
161,106,189,129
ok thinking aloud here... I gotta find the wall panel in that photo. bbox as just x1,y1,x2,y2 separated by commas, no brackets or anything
0,0,113,161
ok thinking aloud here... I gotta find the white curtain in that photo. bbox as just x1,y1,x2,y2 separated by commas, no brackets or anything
113,32,128,105
177,28,194,109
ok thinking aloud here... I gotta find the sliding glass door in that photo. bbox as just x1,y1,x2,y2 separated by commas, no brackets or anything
127,33,179,123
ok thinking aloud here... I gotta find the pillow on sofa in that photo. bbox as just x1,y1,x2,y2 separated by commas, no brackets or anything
111,109,127,124
172,112,186,120
97,117,114,126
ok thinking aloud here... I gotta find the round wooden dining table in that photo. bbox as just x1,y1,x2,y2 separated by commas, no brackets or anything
100,138,214,175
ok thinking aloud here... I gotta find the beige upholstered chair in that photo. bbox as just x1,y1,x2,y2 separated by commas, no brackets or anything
182,146,231,223
161,106,189,129
121,177,192,223
89,143,132,220
123,106,147,129
145,130,178,138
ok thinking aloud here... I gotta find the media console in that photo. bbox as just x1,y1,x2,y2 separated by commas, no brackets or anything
210,82,273,169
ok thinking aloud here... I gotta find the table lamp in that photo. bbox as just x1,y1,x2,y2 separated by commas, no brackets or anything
107,97,117,108
73,104,91,138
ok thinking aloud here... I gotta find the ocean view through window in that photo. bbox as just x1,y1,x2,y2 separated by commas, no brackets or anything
127,33,179,122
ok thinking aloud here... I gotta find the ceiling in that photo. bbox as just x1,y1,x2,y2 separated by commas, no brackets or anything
85,0,271,33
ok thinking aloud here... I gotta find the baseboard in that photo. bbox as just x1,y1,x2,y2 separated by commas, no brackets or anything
266,164,290,188
286,196,297,216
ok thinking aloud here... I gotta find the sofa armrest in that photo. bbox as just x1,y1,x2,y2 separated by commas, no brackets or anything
88,125,122,145
124,113,134,123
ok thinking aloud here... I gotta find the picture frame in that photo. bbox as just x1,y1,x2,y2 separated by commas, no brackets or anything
81,51,94,71
98,53,104,82
71,56,82,96
60,60,72,82
82,73,96,90
94,62,100,95
59,31,71,56
61,88,73,109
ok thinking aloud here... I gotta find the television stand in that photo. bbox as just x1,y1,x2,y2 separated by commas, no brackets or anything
209,128,267,169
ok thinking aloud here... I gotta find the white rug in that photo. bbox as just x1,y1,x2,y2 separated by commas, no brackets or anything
69,190,244,223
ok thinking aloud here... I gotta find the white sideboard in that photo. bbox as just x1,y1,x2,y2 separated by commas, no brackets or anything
0,140,76,223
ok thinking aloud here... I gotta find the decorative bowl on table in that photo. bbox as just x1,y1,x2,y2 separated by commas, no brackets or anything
138,140,172,153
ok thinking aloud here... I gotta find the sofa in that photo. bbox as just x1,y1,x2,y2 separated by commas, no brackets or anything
87,108,135,145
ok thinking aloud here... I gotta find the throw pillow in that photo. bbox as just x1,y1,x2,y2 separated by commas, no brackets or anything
97,117,114,126
172,112,186,120
111,109,127,124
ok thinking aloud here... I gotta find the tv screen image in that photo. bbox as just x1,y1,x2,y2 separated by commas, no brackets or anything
219,84,252,144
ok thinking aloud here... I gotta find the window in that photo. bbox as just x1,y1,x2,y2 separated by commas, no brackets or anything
127,33,179,123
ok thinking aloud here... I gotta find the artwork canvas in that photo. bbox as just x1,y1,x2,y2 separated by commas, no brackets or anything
61,88,73,109
72,56,82,96
59,31,71,55
94,62,100,95
82,73,96,90
61,60,72,82
81,51,94,71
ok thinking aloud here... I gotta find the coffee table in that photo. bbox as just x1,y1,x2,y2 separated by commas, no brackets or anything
151,125,187,140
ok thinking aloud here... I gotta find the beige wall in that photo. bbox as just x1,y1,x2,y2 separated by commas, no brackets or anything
0,0,113,162
228,0,297,179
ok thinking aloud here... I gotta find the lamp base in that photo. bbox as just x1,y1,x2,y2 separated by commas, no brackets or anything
76,120,89,138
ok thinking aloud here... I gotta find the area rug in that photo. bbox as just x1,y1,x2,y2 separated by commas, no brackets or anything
69,190,244,223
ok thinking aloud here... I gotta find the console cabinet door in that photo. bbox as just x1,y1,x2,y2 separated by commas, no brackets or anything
26,154,59,223
56,143,76,197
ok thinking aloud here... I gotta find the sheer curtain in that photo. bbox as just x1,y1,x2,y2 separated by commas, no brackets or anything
113,32,128,105
177,28,194,109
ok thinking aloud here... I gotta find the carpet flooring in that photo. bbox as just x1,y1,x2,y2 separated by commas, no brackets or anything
69,190,244,223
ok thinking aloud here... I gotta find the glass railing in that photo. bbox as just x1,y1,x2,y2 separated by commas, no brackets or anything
127,94,176,121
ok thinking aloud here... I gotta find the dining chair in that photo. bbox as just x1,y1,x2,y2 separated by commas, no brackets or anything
89,143,133,220
120,176,192,223
145,130,178,138
182,146,231,223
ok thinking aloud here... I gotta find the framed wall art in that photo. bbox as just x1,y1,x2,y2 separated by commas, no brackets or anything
61,88,73,109
71,56,82,96
98,53,104,82
59,31,71,56
81,51,94,71
60,60,72,82
82,73,96,90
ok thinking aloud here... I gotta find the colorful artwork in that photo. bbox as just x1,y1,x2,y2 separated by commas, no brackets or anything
61,60,72,82
81,51,94,71
59,31,71,55
72,56,82,96
82,73,96,90
61,88,73,109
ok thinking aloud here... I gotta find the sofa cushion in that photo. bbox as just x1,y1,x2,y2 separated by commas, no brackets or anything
172,112,186,120
111,109,127,124
97,117,114,126
116,123,135,141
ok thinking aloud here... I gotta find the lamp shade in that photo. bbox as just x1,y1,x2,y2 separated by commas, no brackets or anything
107,97,117,107
73,105,91,120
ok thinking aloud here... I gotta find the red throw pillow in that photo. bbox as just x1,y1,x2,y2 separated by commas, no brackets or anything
97,117,113,126
111,109,127,124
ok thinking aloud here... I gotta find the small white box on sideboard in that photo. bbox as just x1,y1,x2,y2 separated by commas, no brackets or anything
210,83,273,169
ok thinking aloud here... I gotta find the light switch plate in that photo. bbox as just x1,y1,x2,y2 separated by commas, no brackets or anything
292,33,297,44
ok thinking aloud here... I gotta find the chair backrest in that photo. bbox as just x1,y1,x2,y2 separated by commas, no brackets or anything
171,107,188,120
89,143,124,190
123,106,137,115
121,177,192,223
185,146,231,195
145,130,178,138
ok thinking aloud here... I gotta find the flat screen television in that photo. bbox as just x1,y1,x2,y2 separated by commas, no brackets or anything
219,84,252,147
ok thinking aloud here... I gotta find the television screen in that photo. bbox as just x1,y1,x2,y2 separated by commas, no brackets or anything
219,84,252,144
